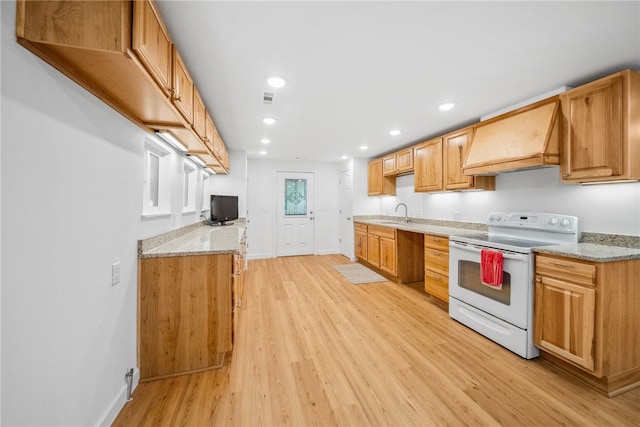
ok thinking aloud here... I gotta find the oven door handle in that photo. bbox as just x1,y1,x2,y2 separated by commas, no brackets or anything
449,241,530,262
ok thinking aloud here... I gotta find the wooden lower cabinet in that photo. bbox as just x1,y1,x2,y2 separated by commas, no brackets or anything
424,234,449,302
232,231,247,343
367,234,381,267
534,254,640,396
354,223,423,283
355,223,368,259
379,236,397,276
138,253,233,381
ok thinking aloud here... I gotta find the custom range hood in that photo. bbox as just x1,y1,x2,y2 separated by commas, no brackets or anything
463,96,561,175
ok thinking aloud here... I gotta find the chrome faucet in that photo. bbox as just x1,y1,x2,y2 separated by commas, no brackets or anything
395,203,409,223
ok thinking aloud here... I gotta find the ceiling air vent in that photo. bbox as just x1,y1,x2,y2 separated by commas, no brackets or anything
263,91,274,105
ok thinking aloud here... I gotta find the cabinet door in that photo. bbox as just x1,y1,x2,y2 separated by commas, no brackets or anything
368,159,383,195
204,112,216,154
133,0,172,95
193,88,206,138
383,155,397,176
355,230,368,260
560,74,623,181
414,138,443,192
172,47,194,124
367,234,380,267
444,127,474,190
534,275,596,371
396,148,414,173
379,237,397,276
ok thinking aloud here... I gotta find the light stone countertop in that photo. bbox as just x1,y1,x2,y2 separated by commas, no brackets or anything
355,217,640,262
533,243,640,262
354,218,486,239
139,222,246,258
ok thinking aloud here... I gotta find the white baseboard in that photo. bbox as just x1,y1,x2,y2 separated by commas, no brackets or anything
317,249,339,255
94,367,140,426
248,252,273,260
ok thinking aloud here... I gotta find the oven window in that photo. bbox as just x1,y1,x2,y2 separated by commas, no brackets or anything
458,260,511,305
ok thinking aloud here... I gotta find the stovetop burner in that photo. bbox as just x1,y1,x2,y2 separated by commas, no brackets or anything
450,212,580,253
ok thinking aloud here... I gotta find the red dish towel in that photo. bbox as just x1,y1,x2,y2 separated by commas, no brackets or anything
481,249,504,290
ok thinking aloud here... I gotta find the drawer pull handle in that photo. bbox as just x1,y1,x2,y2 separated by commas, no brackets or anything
431,251,440,256
548,261,575,268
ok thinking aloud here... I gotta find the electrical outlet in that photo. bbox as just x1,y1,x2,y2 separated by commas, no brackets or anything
112,262,121,286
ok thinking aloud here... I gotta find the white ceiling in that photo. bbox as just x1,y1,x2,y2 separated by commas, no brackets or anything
155,1,640,162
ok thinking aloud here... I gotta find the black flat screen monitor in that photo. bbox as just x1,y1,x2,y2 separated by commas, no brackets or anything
210,195,238,225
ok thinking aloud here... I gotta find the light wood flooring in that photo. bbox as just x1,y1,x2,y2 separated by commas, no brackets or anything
114,254,640,426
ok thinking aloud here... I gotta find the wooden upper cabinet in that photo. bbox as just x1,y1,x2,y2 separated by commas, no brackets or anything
414,138,443,192
16,1,131,51
396,148,414,173
368,159,395,196
443,126,496,191
192,88,206,139
383,154,397,176
444,127,475,190
132,0,172,96
16,0,231,174
172,48,194,124
560,69,640,183
204,112,216,153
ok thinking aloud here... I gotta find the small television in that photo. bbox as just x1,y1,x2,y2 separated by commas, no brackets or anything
210,195,239,225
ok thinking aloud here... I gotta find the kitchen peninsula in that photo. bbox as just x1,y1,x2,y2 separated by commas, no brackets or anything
137,221,247,381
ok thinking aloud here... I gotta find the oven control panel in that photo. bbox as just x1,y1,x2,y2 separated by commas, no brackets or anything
487,212,579,235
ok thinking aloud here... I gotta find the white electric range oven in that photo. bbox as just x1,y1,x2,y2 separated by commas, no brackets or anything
448,212,580,359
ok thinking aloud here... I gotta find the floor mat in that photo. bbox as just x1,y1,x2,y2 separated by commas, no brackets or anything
332,263,388,285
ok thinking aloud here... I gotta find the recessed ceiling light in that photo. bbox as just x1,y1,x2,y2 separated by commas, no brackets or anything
267,76,286,88
262,117,276,125
259,150,267,155
260,138,271,144
341,155,349,160
439,102,456,111
360,145,369,151
389,129,402,136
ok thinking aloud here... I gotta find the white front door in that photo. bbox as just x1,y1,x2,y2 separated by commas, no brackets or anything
339,169,354,259
276,172,315,257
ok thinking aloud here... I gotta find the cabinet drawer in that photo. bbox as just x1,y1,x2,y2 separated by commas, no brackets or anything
425,270,449,302
536,255,596,287
355,222,368,233
425,248,449,275
424,234,449,252
368,225,396,239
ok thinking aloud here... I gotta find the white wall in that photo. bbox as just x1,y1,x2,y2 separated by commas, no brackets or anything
0,2,218,424
139,151,213,239
210,150,248,219
351,158,380,215
368,166,640,236
247,159,340,258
